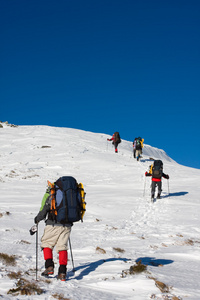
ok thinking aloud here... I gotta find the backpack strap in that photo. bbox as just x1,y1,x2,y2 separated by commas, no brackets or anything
78,183,86,221
47,181,57,217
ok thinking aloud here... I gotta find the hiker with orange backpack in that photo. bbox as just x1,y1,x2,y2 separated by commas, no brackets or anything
33,176,86,281
107,132,121,153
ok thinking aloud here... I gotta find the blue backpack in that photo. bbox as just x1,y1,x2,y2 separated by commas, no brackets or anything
50,176,86,223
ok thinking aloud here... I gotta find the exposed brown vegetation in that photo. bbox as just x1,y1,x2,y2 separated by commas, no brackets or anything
18,240,31,245
122,260,147,277
7,278,44,296
129,260,147,274
0,211,10,218
0,253,16,266
113,247,125,253
96,246,106,254
155,280,170,293
52,293,71,300
7,271,22,280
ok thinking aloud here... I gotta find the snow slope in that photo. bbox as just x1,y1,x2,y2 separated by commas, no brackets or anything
0,123,200,300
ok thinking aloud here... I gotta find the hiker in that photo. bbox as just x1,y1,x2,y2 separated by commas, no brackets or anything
107,132,121,153
133,138,137,158
33,176,85,281
133,137,144,161
145,160,169,200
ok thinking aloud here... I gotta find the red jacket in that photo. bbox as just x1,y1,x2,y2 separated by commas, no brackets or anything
145,172,169,182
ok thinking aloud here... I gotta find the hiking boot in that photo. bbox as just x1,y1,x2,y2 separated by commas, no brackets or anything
41,266,54,276
157,194,160,199
57,273,66,281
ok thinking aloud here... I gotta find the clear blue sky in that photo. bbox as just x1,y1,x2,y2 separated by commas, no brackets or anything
1,0,200,169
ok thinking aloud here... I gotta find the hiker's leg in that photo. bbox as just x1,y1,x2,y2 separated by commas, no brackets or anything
55,225,71,253
114,142,118,153
157,181,162,196
151,181,156,198
56,226,71,281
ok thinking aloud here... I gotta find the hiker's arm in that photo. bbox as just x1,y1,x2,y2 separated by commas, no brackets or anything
145,172,152,177
162,173,169,179
34,193,50,223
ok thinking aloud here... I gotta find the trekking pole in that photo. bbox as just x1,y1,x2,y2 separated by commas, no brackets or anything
69,237,75,273
36,223,38,281
167,179,170,196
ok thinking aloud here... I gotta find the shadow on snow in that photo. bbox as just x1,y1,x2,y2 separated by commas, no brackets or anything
162,191,188,198
68,258,130,280
136,257,174,267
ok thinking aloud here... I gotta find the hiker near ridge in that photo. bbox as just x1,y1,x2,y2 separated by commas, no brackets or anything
145,160,169,200
107,132,121,153
33,176,86,281
133,137,144,161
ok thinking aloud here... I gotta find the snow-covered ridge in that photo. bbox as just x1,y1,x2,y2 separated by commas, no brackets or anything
0,122,174,163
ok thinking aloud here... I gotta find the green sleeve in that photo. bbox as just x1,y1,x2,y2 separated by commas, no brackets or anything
40,192,50,211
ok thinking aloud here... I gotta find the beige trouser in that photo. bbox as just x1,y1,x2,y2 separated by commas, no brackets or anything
136,149,142,158
41,225,71,253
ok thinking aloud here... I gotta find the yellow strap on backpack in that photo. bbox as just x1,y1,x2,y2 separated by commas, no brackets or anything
141,139,144,148
47,180,57,216
78,183,86,220
149,164,153,175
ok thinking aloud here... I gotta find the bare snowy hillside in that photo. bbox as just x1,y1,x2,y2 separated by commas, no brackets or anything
0,123,200,300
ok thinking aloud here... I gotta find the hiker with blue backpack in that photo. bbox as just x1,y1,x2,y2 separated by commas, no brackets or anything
145,160,169,201
32,176,86,281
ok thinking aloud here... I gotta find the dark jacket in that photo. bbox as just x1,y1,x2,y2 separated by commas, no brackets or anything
145,172,169,182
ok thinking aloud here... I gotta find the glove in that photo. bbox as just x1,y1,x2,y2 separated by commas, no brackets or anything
107,139,110,141
34,216,38,224
166,175,169,179
29,224,37,236
145,172,148,176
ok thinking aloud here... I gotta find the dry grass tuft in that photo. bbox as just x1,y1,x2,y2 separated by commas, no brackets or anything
184,239,194,246
18,240,31,245
7,278,44,296
122,260,147,277
0,253,17,266
113,247,125,253
96,246,106,254
52,293,71,300
7,271,22,280
155,280,169,293
129,260,147,274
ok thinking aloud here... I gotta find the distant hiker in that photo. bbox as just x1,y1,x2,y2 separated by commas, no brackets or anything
107,132,121,153
33,176,86,281
133,137,144,161
145,160,169,200
133,138,137,158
